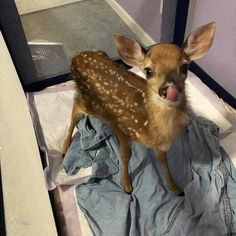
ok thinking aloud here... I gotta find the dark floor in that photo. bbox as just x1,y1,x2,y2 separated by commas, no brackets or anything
20,0,143,61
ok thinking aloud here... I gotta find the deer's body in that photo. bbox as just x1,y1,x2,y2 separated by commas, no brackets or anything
71,50,188,151
71,51,149,143
64,22,216,194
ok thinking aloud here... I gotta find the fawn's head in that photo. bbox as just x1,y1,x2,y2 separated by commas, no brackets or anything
113,22,216,107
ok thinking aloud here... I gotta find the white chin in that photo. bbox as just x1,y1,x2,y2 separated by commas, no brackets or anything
158,95,181,107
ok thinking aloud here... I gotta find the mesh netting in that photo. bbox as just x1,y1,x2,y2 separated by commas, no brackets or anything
28,40,70,80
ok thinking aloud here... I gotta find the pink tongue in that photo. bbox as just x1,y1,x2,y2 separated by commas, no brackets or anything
166,85,179,101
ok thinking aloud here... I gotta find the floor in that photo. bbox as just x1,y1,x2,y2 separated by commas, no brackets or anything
20,0,143,61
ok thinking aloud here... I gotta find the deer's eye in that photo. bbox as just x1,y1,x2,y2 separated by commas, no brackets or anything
180,64,189,74
144,67,155,79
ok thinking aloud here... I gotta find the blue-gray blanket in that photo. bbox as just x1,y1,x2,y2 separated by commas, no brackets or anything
63,114,236,236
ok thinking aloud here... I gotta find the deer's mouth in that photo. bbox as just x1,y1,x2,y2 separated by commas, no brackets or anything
159,82,181,102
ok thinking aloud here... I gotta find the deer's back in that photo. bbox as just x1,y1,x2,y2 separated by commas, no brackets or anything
71,51,149,140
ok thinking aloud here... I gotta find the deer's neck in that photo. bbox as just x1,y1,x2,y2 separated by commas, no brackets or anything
146,91,189,151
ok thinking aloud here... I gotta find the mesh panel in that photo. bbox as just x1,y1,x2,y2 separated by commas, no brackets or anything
29,40,70,81
0,32,57,235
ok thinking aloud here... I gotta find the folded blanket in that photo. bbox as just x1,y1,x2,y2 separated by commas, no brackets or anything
63,113,236,236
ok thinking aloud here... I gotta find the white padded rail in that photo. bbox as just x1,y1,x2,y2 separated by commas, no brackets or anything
0,32,57,235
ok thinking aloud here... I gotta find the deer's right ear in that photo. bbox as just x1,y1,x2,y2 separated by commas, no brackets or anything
183,22,216,61
113,33,145,67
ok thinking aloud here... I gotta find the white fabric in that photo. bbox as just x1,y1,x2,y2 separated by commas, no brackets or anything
186,72,232,131
0,31,57,235
29,67,236,236
29,88,92,189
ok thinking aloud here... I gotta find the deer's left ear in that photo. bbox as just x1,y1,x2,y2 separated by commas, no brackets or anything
183,22,216,61
113,33,145,67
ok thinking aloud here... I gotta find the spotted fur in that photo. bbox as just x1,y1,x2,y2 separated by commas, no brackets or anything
64,22,216,194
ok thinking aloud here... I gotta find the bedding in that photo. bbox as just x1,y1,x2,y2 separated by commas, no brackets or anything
65,113,236,236
27,70,236,236
27,88,92,190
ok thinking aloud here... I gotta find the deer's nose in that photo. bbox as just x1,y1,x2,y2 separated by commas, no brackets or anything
159,81,181,102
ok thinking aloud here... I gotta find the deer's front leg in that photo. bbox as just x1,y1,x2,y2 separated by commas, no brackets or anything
63,97,83,155
116,133,133,193
156,149,183,195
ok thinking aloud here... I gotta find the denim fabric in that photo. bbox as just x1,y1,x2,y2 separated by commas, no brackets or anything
63,115,119,177
63,114,236,236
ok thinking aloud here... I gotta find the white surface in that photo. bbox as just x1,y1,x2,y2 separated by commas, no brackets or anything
31,87,93,235
186,72,232,131
15,0,84,15
0,31,57,235
221,132,236,165
32,89,75,151
30,89,92,189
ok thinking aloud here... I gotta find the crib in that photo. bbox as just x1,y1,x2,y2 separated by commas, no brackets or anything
0,1,236,235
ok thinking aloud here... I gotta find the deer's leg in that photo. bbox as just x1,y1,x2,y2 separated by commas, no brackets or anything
156,149,183,195
120,141,133,193
63,97,84,155
115,132,133,193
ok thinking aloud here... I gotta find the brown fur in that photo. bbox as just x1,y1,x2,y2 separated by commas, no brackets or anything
63,22,216,194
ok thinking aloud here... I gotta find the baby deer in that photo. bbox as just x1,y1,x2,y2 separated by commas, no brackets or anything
63,22,216,194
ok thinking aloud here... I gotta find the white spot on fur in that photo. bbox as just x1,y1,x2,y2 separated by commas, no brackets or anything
144,120,148,126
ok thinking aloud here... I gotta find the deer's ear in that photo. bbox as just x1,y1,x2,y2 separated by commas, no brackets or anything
113,33,145,67
183,22,216,61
